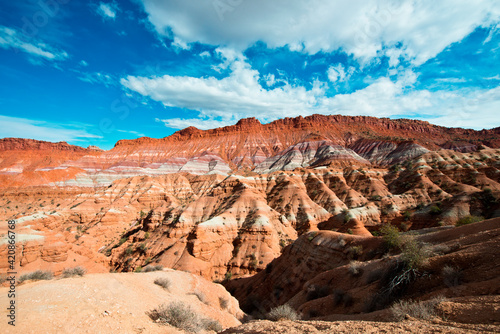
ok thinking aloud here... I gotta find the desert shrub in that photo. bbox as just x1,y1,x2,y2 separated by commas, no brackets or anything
193,289,209,305
147,301,221,333
380,224,401,250
391,296,447,321
143,265,163,272
125,246,133,255
400,238,429,270
62,266,86,278
224,272,233,280
348,261,364,277
154,277,171,290
429,205,442,215
306,285,330,301
0,275,7,284
456,215,483,227
266,304,300,321
403,211,412,221
199,318,223,332
134,266,143,273
219,296,229,310
347,245,363,260
18,270,53,283
442,265,463,287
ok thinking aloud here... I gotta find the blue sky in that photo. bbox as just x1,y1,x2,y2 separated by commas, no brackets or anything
0,0,499,150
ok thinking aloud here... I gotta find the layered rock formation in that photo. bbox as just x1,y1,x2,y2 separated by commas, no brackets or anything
1,147,499,282
1,115,499,188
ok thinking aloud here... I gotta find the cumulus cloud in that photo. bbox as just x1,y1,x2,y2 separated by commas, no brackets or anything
0,115,101,143
0,25,68,61
327,64,355,83
121,55,500,130
96,2,119,20
138,0,500,65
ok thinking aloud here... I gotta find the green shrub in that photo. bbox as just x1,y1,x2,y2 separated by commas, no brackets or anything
62,267,86,278
18,270,53,283
429,205,442,215
456,215,483,227
380,225,401,250
400,238,429,270
266,304,300,321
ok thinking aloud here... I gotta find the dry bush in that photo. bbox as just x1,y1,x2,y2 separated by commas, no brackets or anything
442,265,463,287
391,296,447,321
193,289,210,305
306,284,330,301
154,277,171,290
348,261,364,277
143,265,163,272
219,296,229,310
62,267,86,278
147,301,222,333
266,304,300,321
18,270,53,283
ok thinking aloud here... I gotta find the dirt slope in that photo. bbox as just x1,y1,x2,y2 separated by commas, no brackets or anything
0,270,243,333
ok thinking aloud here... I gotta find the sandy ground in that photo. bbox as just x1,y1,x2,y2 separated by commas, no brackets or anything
0,270,242,334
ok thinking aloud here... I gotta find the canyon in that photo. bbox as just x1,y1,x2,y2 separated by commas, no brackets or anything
0,114,499,332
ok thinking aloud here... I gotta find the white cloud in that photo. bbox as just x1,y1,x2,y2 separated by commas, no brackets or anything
122,56,500,130
0,26,68,61
155,117,230,130
0,115,101,143
79,60,89,67
327,64,351,83
97,2,118,20
264,73,275,87
199,51,211,58
77,71,115,87
138,0,500,65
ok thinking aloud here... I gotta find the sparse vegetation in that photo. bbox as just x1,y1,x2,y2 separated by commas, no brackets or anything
18,270,54,283
391,296,447,321
147,301,222,333
62,266,86,278
143,265,163,272
266,304,300,321
348,261,363,277
429,205,442,215
193,289,210,305
442,265,463,287
456,215,483,226
154,277,171,290
306,285,330,301
400,237,429,270
380,224,401,250
219,296,229,310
